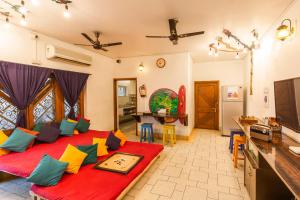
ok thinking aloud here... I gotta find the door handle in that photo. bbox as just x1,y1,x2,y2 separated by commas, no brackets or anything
212,108,217,112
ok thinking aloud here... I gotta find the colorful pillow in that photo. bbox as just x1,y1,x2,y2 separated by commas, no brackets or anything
0,128,36,152
60,119,77,136
74,129,79,135
36,125,61,143
67,119,78,124
77,144,98,165
27,154,68,186
76,115,90,122
33,122,44,132
93,138,108,156
76,118,90,133
0,131,10,156
59,144,87,174
17,127,40,147
114,130,127,146
105,132,121,150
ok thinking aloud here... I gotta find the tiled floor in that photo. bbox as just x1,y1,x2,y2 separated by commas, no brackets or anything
0,129,249,200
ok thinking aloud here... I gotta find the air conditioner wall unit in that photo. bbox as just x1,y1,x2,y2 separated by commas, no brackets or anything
46,44,92,66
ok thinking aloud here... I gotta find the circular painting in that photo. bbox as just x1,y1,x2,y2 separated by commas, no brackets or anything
149,88,178,123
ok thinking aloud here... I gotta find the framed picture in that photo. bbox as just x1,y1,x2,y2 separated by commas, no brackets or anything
94,152,144,174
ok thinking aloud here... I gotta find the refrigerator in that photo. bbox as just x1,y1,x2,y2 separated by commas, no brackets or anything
222,86,244,136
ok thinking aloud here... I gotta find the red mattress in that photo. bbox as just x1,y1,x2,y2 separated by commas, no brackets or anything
0,130,163,200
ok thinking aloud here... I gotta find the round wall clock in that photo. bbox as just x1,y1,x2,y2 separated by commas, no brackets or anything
156,58,166,68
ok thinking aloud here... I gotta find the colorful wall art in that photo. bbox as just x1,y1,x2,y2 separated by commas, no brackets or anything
149,88,178,115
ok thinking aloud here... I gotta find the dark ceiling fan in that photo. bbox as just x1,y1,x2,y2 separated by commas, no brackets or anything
146,18,205,45
75,31,122,52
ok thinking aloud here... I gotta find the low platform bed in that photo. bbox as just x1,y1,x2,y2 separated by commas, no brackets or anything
0,130,164,200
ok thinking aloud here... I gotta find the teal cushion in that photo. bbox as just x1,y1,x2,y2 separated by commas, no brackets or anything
77,144,98,165
33,122,44,132
60,119,76,136
0,128,36,152
27,154,68,186
76,118,90,133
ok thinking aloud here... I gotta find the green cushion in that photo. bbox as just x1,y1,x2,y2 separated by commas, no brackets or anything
0,128,36,152
27,154,68,186
77,144,98,165
76,118,90,133
60,119,77,136
33,122,44,132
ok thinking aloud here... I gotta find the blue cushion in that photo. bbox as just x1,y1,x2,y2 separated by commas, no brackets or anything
27,154,68,186
60,119,77,136
77,144,98,165
0,128,36,152
76,118,90,133
105,132,121,150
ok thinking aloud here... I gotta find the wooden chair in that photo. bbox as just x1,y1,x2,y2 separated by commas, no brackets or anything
232,135,246,168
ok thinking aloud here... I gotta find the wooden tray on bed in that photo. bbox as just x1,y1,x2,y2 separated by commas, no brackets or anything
94,152,144,175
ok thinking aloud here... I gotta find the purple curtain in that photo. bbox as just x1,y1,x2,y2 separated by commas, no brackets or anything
54,70,89,119
0,61,51,127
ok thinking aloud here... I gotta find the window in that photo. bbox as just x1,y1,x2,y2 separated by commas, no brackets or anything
33,88,56,124
0,89,18,130
118,86,127,97
64,100,79,118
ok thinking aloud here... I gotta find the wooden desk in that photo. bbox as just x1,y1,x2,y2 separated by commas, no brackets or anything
234,117,300,200
131,112,188,126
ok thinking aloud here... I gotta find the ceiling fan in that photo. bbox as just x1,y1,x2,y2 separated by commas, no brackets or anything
146,18,205,45
75,31,122,52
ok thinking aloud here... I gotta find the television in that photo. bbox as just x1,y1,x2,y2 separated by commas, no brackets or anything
274,77,300,132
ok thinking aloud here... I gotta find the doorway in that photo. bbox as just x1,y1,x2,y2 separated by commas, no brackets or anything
113,78,137,136
194,81,219,130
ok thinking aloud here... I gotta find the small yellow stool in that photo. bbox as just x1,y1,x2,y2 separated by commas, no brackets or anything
162,125,176,146
232,135,246,168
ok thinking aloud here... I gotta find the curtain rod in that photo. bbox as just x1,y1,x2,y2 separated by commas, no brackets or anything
0,60,92,76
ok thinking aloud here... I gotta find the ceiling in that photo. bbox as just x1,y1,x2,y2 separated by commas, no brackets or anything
0,0,294,62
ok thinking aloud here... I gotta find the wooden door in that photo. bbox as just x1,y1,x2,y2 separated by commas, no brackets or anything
194,81,219,130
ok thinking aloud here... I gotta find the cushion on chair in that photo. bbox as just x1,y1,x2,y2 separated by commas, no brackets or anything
114,130,127,146
0,128,36,152
0,131,10,156
36,125,61,143
60,119,77,136
93,138,108,156
27,154,68,186
59,144,87,174
76,118,90,133
105,132,121,150
77,144,98,165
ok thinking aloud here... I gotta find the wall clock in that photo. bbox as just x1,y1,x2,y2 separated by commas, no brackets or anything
156,58,166,68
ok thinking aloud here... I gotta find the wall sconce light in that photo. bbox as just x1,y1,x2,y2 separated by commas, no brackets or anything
276,19,295,41
138,62,144,71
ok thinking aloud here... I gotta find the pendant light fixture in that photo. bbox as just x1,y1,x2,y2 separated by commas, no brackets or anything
20,14,27,26
63,4,71,18
235,52,240,59
276,19,294,41
5,17,10,28
138,63,144,71
19,0,28,14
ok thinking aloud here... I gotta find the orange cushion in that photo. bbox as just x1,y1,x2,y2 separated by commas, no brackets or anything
17,127,39,147
74,130,79,135
114,130,127,146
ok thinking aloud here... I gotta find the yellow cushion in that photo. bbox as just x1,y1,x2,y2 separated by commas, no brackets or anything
114,130,127,146
93,138,108,156
0,131,10,156
67,119,78,123
59,144,87,174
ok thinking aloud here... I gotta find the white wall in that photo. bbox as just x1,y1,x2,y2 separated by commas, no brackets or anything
245,0,300,142
193,60,246,126
114,53,192,136
0,22,115,130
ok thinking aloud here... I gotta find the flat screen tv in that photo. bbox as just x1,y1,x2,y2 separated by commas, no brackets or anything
274,77,300,132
